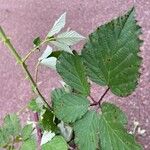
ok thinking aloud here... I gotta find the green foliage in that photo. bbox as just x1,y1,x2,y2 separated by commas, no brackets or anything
56,52,90,96
20,138,36,150
21,124,33,141
42,136,68,150
49,50,62,58
52,88,90,123
41,108,57,132
81,8,142,96
0,7,144,150
73,111,99,150
33,37,41,47
3,114,21,137
28,99,41,112
0,114,21,147
99,103,143,150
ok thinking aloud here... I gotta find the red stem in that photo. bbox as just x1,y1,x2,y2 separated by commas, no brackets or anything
89,95,97,103
34,112,42,150
90,88,110,106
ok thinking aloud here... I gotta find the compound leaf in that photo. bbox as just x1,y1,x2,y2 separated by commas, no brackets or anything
81,8,142,96
74,111,99,150
56,52,90,96
99,102,143,150
52,89,89,123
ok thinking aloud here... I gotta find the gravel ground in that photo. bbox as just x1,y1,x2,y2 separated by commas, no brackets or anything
0,0,150,149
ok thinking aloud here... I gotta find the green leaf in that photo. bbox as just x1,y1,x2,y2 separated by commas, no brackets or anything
81,8,142,96
20,138,36,150
3,114,21,137
56,30,85,46
21,124,33,141
56,52,90,96
99,102,143,150
33,37,41,47
41,108,57,132
52,89,90,123
28,99,41,112
0,127,9,147
73,111,99,150
42,136,68,150
49,50,62,58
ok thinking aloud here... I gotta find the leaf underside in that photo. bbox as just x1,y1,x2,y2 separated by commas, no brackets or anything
99,103,143,150
52,88,89,123
56,52,90,96
81,8,142,96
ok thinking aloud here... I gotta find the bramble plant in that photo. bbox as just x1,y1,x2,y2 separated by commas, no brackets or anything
0,7,144,150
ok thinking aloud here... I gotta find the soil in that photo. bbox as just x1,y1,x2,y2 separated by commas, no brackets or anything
0,0,149,149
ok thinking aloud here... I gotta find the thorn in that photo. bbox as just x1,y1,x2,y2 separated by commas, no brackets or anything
25,76,29,80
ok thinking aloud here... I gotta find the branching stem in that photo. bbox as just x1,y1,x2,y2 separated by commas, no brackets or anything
90,87,110,106
0,26,51,109
23,37,55,62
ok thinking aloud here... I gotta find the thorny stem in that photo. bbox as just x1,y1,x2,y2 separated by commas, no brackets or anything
90,87,110,106
0,26,51,109
0,26,51,149
35,61,40,83
34,112,42,150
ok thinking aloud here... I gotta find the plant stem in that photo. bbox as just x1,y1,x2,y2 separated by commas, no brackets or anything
98,87,110,105
23,37,55,62
0,26,51,109
34,112,42,150
90,87,110,106
35,62,40,83
89,95,96,103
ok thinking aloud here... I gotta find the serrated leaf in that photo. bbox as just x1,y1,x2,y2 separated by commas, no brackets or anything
48,12,66,37
51,41,72,53
20,138,36,150
3,113,21,137
42,136,68,150
56,52,90,96
41,131,55,146
33,37,41,47
99,102,143,150
42,108,57,132
52,89,89,123
73,111,99,150
57,30,85,45
81,8,142,96
21,124,33,141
